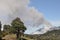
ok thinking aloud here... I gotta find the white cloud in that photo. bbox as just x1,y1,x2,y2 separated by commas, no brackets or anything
32,26,52,34
32,21,60,34
0,0,53,34
0,0,44,27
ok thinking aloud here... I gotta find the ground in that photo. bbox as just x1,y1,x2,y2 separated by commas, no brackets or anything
2,34,34,40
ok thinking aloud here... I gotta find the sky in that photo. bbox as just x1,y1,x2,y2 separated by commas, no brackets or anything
25,0,60,34
30,0,60,26
0,0,60,34
0,0,44,34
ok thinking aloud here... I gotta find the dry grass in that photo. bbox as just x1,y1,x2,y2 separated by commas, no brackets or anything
2,34,16,40
2,34,34,40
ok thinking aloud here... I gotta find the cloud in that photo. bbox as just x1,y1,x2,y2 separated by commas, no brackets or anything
0,0,44,27
32,20,60,34
32,25,53,34
0,0,53,34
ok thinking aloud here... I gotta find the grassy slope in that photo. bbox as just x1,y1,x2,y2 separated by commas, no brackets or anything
2,34,34,40
2,29,60,40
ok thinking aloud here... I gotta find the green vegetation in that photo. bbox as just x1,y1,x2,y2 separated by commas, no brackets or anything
25,29,60,40
0,17,60,40
1,17,27,40
11,17,27,40
0,22,2,40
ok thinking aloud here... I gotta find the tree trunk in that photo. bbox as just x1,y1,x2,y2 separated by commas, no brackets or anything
16,28,20,40
0,38,2,40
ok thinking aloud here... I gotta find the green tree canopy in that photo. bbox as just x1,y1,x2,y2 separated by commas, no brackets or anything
3,17,27,40
11,17,27,39
4,25,11,32
11,17,26,31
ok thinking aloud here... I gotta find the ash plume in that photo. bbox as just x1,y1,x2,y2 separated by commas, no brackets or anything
0,0,53,33
0,0,44,27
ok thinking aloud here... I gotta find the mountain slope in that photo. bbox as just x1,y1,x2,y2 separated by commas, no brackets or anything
26,29,60,40
39,29,60,40
32,26,60,34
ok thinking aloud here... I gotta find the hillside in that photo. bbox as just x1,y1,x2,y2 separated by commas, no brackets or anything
25,29,60,40
2,29,60,40
39,30,60,40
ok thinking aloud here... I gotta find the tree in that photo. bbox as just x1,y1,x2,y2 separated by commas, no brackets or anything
3,25,11,36
0,21,2,40
11,17,27,40
4,25,11,33
0,22,1,31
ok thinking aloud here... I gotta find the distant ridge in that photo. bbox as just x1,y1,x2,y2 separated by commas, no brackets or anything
32,26,60,34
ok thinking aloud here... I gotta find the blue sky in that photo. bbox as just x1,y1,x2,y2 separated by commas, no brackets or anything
30,0,60,20
25,0,60,34
30,0,60,26
0,0,60,34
